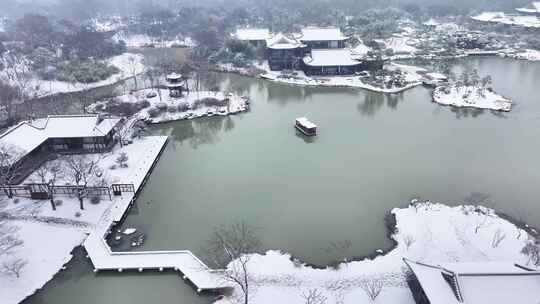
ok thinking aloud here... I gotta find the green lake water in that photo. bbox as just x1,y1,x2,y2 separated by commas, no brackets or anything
24,57,540,304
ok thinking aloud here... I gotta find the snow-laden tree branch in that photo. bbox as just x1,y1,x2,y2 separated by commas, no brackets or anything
205,221,262,304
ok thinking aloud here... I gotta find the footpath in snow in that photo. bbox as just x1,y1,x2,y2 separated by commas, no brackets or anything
0,136,168,304
433,85,512,111
217,201,536,304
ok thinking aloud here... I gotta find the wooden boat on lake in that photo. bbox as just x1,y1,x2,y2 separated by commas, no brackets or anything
295,117,317,136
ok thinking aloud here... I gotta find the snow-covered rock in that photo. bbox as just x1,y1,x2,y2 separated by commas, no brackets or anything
123,228,137,235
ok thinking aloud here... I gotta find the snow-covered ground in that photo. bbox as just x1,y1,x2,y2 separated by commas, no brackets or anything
383,37,418,55
260,63,424,94
0,53,145,98
506,49,540,61
217,201,534,304
472,12,540,28
433,85,512,111
90,17,126,33
113,32,196,48
0,136,168,304
90,89,249,124
351,42,372,57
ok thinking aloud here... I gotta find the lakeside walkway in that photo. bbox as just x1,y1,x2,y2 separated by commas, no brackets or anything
83,136,229,292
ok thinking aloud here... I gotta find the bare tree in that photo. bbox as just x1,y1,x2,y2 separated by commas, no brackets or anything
1,258,27,278
301,289,327,304
491,228,506,248
115,152,129,168
360,278,383,302
3,50,34,105
0,81,19,123
0,144,25,198
114,123,131,148
34,160,62,210
206,221,261,304
127,55,142,90
63,155,103,210
522,241,540,266
0,220,23,255
403,235,415,251
473,209,492,234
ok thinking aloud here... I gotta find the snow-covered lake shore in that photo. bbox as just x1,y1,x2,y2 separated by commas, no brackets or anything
217,201,536,304
433,85,512,111
0,136,168,304
254,63,425,94
90,89,250,124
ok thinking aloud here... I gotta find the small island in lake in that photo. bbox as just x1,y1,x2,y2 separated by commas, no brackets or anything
432,70,512,111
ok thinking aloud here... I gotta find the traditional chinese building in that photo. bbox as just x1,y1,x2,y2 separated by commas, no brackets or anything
298,27,349,51
302,49,364,76
166,73,186,97
232,28,271,47
516,2,540,16
404,258,540,304
0,114,121,184
266,33,306,71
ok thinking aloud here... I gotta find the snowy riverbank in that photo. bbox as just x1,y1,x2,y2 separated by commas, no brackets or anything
433,85,512,111
90,89,249,124
217,201,536,304
0,136,168,304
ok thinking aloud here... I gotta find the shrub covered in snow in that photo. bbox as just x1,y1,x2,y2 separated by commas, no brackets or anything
155,102,168,110
90,196,101,205
56,59,120,83
103,99,151,116
147,107,161,118
115,152,129,168
177,102,190,112
192,97,228,109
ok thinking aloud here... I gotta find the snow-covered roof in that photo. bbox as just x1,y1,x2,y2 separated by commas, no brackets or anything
166,73,183,80
404,259,540,304
471,12,540,28
296,117,316,129
0,115,121,164
351,42,371,57
516,2,540,14
426,72,448,80
233,28,270,41
266,33,304,50
423,18,440,26
299,27,348,42
303,49,360,67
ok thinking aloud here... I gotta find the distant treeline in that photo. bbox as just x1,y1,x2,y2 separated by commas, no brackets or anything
2,0,534,21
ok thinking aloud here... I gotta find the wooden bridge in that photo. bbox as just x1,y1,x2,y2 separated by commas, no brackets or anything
83,225,229,292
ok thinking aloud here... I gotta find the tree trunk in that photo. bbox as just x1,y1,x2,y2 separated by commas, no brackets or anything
49,187,56,211
79,194,84,210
